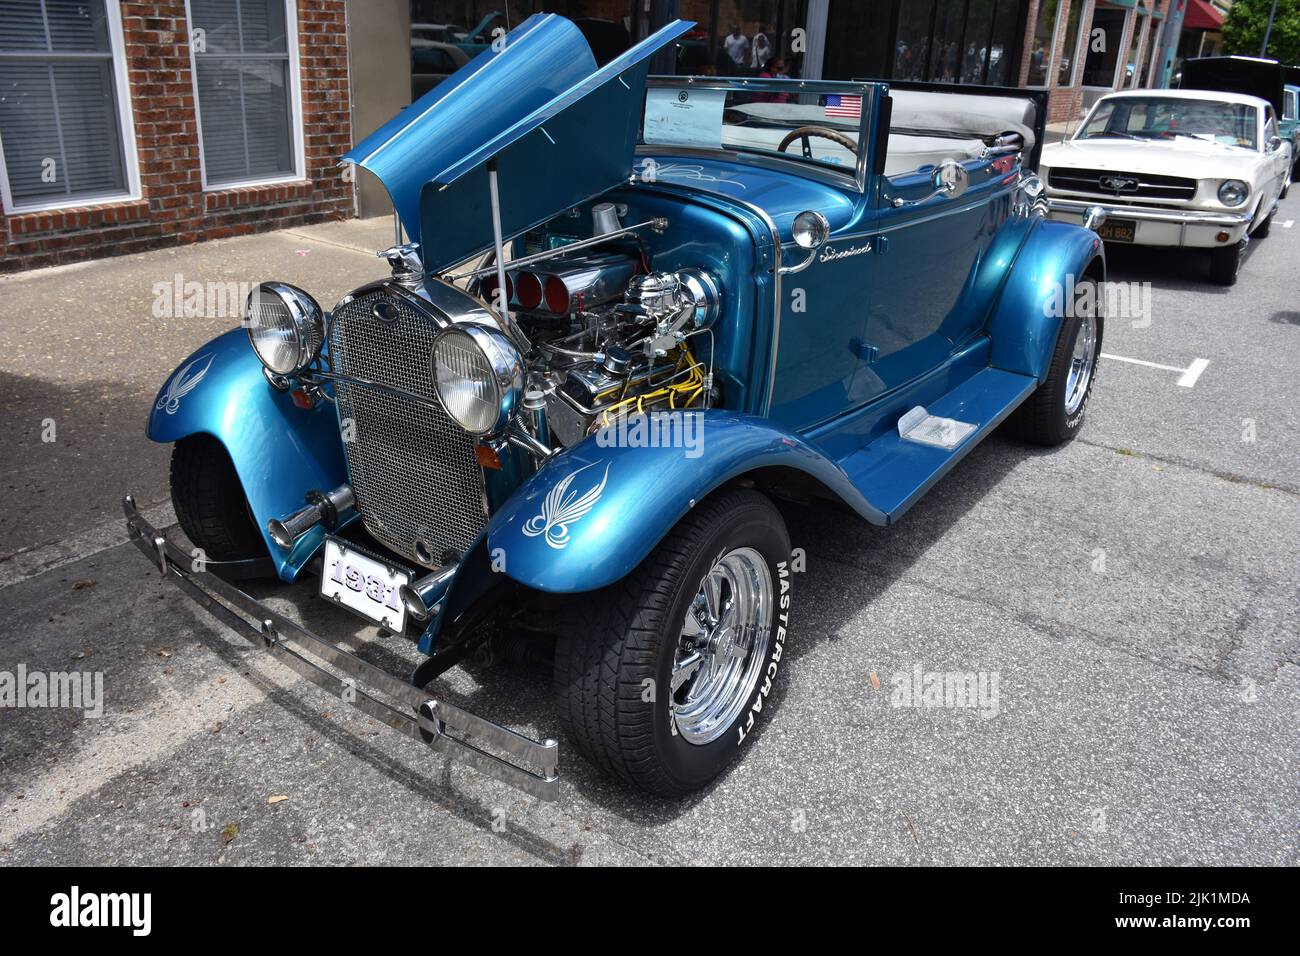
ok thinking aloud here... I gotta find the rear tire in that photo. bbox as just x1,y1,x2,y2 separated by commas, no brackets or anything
553,488,792,797
170,435,268,562
1209,240,1243,286
1008,276,1103,446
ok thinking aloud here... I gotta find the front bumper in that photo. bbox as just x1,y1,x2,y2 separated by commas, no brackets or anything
123,496,559,800
1046,197,1253,248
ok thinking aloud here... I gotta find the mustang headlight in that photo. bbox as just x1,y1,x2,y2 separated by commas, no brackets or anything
431,324,523,435
1218,180,1249,206
245,282,325,376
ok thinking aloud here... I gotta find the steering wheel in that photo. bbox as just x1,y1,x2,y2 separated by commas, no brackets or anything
778,126,859,159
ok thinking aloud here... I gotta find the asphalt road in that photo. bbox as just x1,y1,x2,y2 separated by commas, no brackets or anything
1,202,1296,866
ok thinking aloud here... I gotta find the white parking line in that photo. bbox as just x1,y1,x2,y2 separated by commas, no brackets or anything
1176,358,1211,388
1100,352,1210,388
1281,220,1294,229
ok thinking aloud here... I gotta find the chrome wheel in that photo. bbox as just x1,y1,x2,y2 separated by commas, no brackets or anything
1063,311,1097,416
670,547,773,745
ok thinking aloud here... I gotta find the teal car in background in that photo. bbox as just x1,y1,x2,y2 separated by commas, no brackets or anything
1284,82,1299,178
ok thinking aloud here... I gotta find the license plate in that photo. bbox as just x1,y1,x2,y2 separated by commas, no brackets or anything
1095,218,1136,242
320,537,410,633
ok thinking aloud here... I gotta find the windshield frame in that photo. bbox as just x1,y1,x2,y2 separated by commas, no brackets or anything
1072,95,1262,151
639,76,876,192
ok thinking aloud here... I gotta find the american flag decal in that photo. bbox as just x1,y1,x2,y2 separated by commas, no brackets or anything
823,94,862,119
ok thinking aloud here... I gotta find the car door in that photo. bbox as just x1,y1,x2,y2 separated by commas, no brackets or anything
765,207,880,432
854,161,1006,401
1262,106,1286,206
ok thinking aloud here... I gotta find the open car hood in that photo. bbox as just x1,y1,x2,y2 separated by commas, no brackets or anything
342,14,693,273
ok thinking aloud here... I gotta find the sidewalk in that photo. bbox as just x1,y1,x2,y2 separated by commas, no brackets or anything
0,216,396,562
1045,120,1074,145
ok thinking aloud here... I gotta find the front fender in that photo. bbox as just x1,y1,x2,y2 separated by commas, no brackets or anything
485,412,884,593
986,218,1104,382
146,329,348,580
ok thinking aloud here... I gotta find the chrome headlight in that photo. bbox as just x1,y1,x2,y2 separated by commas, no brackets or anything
431,324,523,435
245,282,325,376
1218,180,1249,206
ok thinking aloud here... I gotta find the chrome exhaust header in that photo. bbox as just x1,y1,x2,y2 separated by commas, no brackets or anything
399,562,460,621
268,483,355,549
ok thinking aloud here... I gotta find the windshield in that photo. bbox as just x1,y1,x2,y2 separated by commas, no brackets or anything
640,79,867,176
1076,97,1258,149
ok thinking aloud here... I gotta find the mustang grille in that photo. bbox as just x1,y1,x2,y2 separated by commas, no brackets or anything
329,288,487,568
1048,167,1198,203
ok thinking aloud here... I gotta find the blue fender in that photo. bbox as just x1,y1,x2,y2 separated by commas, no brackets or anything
484,412,884,593
986,218,1104,382
146,329,349,580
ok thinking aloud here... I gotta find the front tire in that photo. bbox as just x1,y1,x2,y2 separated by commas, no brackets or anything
1008,277,1103,446
1255,205,1273,239
1209,240,1243,286
170,435,268,562
553,488,792,797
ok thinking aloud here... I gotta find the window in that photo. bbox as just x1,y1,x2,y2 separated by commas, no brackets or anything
1025,0,1060,87
929,0,965,83
188,0,302,188
1285,90,1297,123
1081,7,1126,88
1056,0,1083,86
0,0,138,212
1142,20,1162,87
1124,14,1147,88
896,0,936,81
1078,97,1258,149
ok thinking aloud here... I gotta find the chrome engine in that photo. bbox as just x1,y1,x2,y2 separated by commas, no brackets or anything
486,244,720,448
317,211,720,569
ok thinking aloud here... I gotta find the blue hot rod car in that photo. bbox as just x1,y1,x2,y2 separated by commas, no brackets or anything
125,15,1104,800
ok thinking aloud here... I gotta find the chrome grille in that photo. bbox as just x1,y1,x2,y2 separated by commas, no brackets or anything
329,288,487,568
1048,167,1198,203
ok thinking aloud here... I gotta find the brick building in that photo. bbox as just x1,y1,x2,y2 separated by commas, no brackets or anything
0,0,353,273
3,0,1188,273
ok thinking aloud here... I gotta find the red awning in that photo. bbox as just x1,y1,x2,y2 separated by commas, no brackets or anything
1184,0,1225,31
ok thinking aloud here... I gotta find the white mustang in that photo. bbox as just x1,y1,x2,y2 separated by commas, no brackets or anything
1042,88,1293,285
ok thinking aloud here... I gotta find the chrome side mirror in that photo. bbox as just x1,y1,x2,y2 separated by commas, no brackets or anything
1265,135,1283,153
931,159,970,199
893,159,970,207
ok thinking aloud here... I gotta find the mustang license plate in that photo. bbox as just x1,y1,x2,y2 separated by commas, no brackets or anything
320,537,410,633
1095,218,1136,243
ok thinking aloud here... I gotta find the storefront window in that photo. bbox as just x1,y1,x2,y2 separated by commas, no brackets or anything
1142,19,1162,86
1025,0,1060,87
1081,5,1126,87
928,0,964,82
960,0,993,84
894,0,935,81
675,1,809,78
1056,0,1083,86
986,0,1021,85
1125,13,1148,88
824,0,894,81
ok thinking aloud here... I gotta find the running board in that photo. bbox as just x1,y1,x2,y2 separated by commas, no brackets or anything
839,367,1038,523
122,496,559,800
